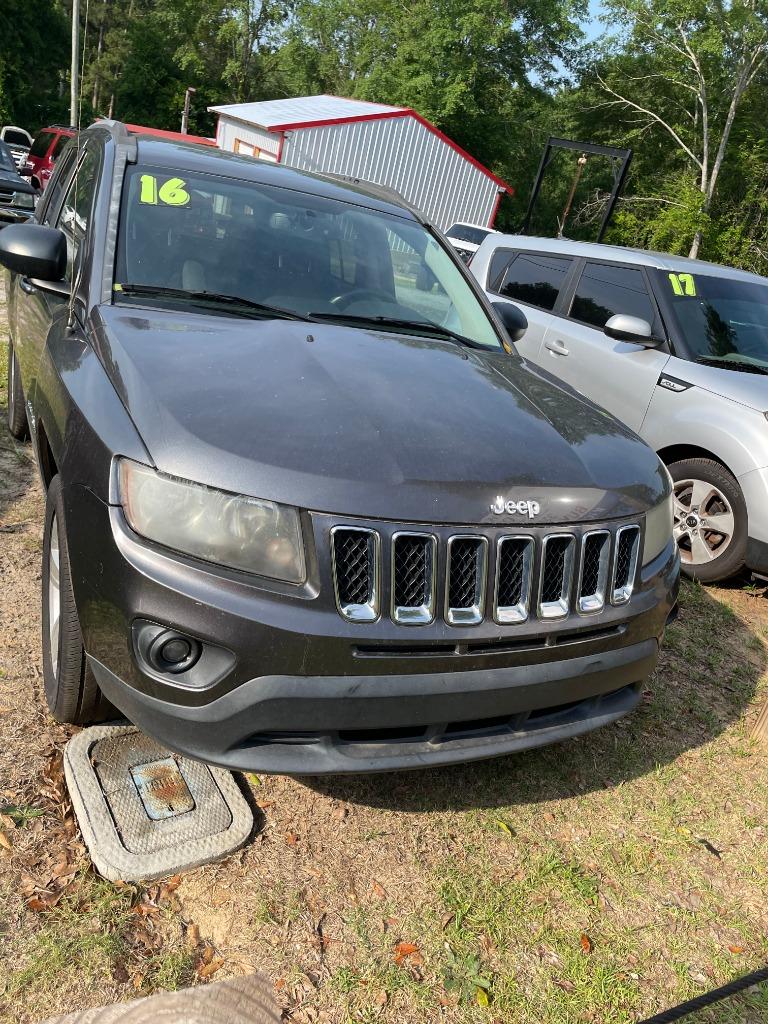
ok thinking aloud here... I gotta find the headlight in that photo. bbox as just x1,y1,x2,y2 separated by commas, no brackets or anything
117,459,306,583
643,492,674,565
11,191,35,209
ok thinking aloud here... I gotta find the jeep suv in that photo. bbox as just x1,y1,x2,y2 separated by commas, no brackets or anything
472,235,768,583
0,122,678,774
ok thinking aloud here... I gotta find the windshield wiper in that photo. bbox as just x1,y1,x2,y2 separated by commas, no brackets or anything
307,311,486,349
117,284,311,322
696,355,768,376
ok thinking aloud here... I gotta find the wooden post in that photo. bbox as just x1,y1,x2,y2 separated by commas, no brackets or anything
753,698,768,742
41,973,281,1023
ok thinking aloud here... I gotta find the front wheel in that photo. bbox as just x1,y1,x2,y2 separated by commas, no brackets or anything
7,339,29,440
42,475,112,724
669,457,747,583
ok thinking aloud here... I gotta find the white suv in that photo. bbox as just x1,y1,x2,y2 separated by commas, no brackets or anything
471,234,768,582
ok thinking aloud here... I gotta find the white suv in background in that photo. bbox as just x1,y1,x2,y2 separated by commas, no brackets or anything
444,222,500,264
471,234,768,583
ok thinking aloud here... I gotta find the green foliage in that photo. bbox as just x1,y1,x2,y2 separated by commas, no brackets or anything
0,0,68,130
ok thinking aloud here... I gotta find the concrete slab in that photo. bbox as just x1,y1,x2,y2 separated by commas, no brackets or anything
64,725,253,882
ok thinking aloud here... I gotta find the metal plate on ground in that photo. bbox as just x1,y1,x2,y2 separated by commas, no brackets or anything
64,724,253,881
130,757,196,820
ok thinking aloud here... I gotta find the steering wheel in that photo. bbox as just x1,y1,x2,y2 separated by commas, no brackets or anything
329,288,396,310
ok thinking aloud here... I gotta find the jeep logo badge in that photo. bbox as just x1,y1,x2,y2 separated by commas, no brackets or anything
490,495,541,518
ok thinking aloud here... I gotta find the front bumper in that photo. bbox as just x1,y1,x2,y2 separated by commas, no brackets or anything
739,466,768,574
66,484,679,774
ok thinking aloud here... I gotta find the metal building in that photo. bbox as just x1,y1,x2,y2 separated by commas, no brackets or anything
208,94,512,231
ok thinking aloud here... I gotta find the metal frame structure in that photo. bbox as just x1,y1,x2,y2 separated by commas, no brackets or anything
519,137,633,242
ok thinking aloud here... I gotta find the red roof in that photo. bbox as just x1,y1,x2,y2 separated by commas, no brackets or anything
123,124,216,147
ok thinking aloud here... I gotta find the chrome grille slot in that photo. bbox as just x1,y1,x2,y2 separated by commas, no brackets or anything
538,534,575,619
578,530,610,613
494,536,534,623
331,527,380,622
446,536,487,625
611,525,640,604
391,532,436,624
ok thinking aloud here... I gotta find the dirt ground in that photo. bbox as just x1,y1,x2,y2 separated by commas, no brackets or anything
1,279,767,1024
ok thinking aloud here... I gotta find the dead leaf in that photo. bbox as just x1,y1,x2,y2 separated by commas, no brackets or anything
494,819,513,836
0,830,11,850
728,945,744,954
274,977,286,991
332,805,348,821
0,814,16,830
285,831,299,846
553,979,576,993
201,944,215,964
375,990,388,1006
476,986,490,1007
132,972,145,990
394,941,419,966
580,933,592,954
371,880,386,899
186,923,201,948
257,800,275,810
197,957,224,979
440,912,455,930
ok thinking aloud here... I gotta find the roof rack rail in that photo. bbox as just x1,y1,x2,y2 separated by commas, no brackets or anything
319,171,429,224
48,124,78,132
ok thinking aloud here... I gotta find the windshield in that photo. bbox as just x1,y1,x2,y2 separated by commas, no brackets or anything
660,269,768,371
0,143,15,172
446,224,490,245
3,129,30,147
114,165,501,349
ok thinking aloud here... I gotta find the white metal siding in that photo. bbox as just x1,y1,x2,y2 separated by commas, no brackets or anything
216,116,281,161
281,116,501,230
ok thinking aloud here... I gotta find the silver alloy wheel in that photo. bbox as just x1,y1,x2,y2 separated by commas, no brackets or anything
673,477,735,566
48,513,61,677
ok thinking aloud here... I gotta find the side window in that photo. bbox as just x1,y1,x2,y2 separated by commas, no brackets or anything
29,131,54,158
570,263,656,329
40,148,78,225
496,253,573,311
55,148,100,282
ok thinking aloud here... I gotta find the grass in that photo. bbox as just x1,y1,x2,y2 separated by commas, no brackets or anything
1,875,197,1013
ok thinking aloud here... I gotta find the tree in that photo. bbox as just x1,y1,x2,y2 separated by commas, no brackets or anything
593,0,768,257
0,0,69,129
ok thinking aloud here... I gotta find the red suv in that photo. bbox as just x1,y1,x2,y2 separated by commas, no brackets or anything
25,125,76,192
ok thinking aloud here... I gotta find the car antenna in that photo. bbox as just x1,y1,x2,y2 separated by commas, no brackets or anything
67,0,90,331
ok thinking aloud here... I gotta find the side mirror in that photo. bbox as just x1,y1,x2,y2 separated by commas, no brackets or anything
0,223,67,282
604,314,662,347
492,300,528,343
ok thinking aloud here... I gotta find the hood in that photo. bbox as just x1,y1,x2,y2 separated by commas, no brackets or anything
91,305,668,525
669,357,768,412
0,169,34,193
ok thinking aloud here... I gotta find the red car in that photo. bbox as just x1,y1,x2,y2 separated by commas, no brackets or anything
24,125,76,192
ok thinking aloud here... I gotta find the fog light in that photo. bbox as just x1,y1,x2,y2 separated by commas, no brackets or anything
147,630,201,674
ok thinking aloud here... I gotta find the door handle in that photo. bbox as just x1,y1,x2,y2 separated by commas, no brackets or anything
20,277,36,295
545,338,569,356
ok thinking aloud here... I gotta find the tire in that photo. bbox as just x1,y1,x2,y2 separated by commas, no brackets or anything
41,475,112,724
668,457,747,583
7,339,29,440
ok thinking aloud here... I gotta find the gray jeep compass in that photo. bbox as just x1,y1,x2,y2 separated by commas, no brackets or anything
1,122,678,774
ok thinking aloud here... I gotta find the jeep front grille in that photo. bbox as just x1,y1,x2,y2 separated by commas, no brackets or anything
578,531,611,613
391,533,436,624
612,525,640,604
331,527,379,622
328,519,642,626
494,536,534,623
446,537,487,625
